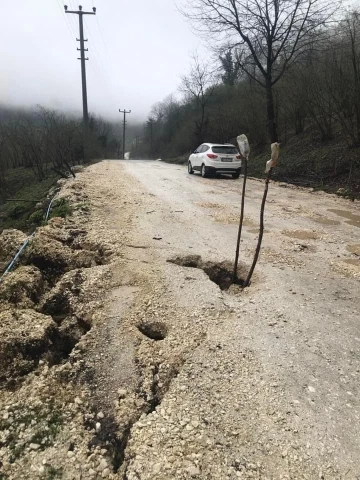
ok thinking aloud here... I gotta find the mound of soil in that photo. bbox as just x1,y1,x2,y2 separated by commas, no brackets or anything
0,266,44,308
0,309,57,382
0,229,27,272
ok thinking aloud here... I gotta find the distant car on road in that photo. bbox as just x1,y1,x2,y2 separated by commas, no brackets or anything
188,143,242,179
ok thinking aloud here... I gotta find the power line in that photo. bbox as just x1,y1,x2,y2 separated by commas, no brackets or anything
55,0,77,46
83,24,113,94
67,6,80,36
84,25,106,73
59,0,81,42
96,17,111,56
83,18,118,97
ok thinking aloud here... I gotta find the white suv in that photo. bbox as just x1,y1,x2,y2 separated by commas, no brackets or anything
188,143,242,178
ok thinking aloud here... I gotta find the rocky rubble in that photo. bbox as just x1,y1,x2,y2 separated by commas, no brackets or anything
2,159,357,479
0,169,126,479
0,266,44,308
0,309,57,382
0,229,27,272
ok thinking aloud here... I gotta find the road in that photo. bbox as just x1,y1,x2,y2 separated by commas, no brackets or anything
94,159,358,479
1,159,359,480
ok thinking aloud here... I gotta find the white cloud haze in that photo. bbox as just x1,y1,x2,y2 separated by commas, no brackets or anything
0,0,206,121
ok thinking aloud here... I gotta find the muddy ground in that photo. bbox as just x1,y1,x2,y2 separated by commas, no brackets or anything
0,159,359,479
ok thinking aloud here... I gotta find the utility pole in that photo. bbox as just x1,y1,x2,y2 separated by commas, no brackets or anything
119,109,131,160
65,4,96,162
147,118,154,159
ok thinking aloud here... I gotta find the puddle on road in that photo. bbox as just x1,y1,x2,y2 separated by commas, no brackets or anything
342,259,360,266
197,202,223,209
213,214,256,226
311,216,340,226
327,209,360,228
347,244,360,256
282,230,318,240
282,206,298,214
248,228,270,235
214,213,238,224
243,217,257,227
331,259,360,278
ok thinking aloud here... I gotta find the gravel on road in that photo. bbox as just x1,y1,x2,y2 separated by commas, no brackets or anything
0,159,359,479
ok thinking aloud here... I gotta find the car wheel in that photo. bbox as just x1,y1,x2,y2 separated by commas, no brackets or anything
188,161,194,174
232,172,240,179
201,164,208,178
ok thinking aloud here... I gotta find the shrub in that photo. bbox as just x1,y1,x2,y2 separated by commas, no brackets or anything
49,199,73,219
8,204,28,219
28,209,44,226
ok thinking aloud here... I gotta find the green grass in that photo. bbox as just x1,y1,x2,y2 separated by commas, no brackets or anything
0,167,58,232
46,466,64,479
49,198,73,220
247,131,360,199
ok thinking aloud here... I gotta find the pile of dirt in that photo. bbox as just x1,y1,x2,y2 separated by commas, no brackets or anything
0,173,124,479
24,227,98,280
0,214,112,385
0,266,44,308
0,229,27,271
0,309,57,382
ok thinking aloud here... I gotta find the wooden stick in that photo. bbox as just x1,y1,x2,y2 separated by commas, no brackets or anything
233,158,248,282
244,167,273,287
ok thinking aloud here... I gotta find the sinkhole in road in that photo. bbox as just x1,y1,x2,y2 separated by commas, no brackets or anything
167,255,247,291
137,321,168,340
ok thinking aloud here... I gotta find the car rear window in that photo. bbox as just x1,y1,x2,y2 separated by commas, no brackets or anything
212,146,238,154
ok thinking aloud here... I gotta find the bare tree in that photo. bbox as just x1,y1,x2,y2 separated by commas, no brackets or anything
89,115,114,157
181,0,339,142
180,54,216,144
331,10,360,146
39,108,81,177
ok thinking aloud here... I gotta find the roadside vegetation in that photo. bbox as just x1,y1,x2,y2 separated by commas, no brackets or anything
132,6,360,198
0,106,121,231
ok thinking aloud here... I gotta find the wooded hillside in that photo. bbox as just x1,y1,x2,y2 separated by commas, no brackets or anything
134,7,360,197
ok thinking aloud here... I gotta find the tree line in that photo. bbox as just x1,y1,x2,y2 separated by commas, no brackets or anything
0,106,121,196
135,3,359,192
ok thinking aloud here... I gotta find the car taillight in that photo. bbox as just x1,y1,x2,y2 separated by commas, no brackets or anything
207,154,218,159
236,155,242,159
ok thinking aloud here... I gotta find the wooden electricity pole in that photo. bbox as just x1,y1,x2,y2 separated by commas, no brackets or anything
147,118,154,159
65,4,96,161
119,109,131,159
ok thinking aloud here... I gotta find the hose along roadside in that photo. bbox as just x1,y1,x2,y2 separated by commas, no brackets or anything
0,194,59,283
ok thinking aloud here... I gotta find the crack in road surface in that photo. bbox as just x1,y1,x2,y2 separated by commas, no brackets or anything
0,159,359,480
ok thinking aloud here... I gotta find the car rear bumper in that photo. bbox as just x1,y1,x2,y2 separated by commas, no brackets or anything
205,159,241,170
206,166,242,174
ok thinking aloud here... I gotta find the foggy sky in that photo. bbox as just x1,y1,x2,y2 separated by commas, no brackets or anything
0,0,206,121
